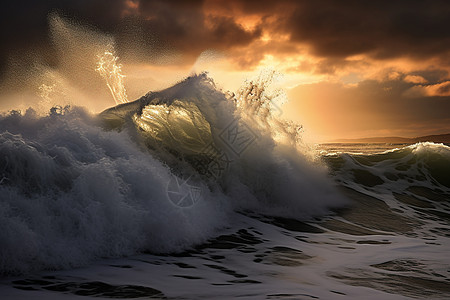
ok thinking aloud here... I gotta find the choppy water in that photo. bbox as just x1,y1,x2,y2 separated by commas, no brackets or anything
0,75,449,299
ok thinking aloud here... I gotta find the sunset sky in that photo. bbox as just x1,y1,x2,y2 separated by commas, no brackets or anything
1,0,449,141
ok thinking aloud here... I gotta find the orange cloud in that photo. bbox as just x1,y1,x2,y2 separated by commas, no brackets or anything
121,0,140,17
405,81,450,97
404,75,428,84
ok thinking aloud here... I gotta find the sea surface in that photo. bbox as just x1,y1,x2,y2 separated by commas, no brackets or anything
1,75,449,299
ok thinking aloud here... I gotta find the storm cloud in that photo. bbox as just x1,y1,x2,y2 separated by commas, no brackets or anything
285,0,450,60
1,0,450,75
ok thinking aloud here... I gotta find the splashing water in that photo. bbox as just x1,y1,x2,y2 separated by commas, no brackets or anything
235,69,287,118
234,70,309,157
38,83,56,102
95,51,129,105
37,83,57,112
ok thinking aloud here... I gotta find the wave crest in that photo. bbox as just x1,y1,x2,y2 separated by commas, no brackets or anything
0,74,344,275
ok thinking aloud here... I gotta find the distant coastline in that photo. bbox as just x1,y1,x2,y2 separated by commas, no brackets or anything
329,133,450,144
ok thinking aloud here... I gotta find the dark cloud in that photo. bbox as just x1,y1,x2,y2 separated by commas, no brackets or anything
1,0,450,77
205,0,450,66
208,0,450,69
285,0,450,60
119,1,262,62
0,0,262,75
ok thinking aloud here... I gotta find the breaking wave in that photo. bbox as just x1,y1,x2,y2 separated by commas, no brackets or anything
0,74,344,275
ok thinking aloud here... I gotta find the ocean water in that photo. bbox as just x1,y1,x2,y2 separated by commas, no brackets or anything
0,74,449,299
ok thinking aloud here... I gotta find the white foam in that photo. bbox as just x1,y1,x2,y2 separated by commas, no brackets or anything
0,108,229,274
0,75,346,274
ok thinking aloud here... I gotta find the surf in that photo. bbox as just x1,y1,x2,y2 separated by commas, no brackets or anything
0,73,344,275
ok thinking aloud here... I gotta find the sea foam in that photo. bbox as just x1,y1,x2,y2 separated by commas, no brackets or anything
0,75,344,275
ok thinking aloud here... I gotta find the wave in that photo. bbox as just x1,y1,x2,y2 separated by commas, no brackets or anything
0,74,344,275
324,142,450,227
325,142,450,190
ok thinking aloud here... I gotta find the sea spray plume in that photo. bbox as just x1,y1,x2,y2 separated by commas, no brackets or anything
235,69,286,119
96,51,129,105
234,70,309,157
0,14,127,116
47,14,118,112
37,83,56,107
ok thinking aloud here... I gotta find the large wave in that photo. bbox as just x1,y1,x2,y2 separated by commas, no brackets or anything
0,74,344,275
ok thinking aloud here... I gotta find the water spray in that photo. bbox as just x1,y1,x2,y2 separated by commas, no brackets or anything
96,51,129,105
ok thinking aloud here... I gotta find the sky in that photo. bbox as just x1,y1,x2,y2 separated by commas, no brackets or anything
0,0,449,141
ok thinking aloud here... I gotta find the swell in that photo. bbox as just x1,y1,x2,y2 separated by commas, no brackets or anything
324,143,450,234
325,142,450,190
